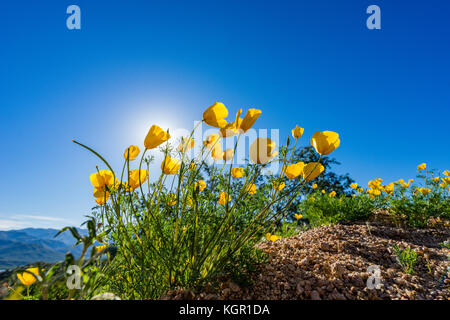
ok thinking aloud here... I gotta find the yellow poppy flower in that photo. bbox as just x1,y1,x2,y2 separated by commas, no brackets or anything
203,133,220,149
220,123,239,138
218,192,231,205
161,156,181,175
144,125,171,149
220,109,243,138
239,108,262,133
178,137,195,153
368,179,382,189
93,187,110,201
124,145,140,161
203,102,228,128
440,182,447,188
419,188,431,195
194,180,206,192
312,183,318,189
231,167,245,178
367,189,380,196
127,169,149,190
302,162,325,181
90,170,115,189
223,148,234,162
329,191,337,197
442,177,450,184
246,183,257,195
265,233,280,242
357,187,363,193
350,183,358,189
95,245,107,253
417,163,426,170
291,125,304,139
284,162,305,179
234,108,243,124
189,161,197,171
109,180,123,192
271,234,281,241
321,189,326,194
310,131,340,155
443,170,450,176
17,268,40,286
272,181,285,191
431,177,440,183
122,182,134,192
249,138,277,164
384,183,395,194
167,193,177,206
294,213,302,220
211,144,224,161
95,197,108,205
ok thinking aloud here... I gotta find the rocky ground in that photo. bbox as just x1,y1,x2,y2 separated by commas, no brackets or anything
162,222,450,300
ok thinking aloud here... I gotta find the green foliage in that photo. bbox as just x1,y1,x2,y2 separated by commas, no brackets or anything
70,126,316,299
215,244,268,288
299,192,379,227
93,159,294,299
278,220,305,238
389,172,450,228
393,245,418,274
439,240,450,250
390,194,431,228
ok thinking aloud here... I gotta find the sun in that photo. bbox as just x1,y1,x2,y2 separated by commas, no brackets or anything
127,112,194,152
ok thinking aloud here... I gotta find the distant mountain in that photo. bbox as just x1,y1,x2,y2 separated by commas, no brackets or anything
18,228,82,247
0,228,87,270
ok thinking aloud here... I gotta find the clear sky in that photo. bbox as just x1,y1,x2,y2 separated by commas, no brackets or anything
1,0,449,230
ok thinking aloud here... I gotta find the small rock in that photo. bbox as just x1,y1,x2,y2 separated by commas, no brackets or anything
222,288,231,297
296,283,304,295
91,293,121,300
331,262,347,278
229,282,240,293
310,290,321,300
182,290,195,300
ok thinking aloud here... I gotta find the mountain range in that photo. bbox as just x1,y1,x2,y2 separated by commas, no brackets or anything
0,228,86,270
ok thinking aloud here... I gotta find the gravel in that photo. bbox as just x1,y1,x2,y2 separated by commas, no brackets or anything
162,222,449,300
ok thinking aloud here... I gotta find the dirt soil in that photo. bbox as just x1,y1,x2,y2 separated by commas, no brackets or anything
162,222,449,300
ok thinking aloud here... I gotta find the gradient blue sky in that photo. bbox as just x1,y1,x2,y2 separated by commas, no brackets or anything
1,0,449,229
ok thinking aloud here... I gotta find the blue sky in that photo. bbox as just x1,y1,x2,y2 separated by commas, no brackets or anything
0,0,449,229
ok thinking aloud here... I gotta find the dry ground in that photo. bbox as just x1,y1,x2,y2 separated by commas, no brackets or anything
163,222,449,300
